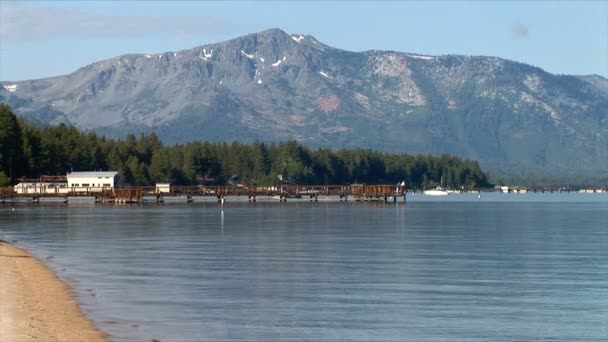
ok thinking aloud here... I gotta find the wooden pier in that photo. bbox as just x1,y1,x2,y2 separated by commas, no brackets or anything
0,185,407,204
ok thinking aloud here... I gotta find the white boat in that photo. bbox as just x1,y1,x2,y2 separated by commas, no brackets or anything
423,188,449,196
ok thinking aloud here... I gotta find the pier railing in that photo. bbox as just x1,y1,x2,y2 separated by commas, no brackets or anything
0,185,407,202
125,185,406,197
0,187,14,199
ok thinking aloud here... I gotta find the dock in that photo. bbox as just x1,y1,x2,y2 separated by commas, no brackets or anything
0,185,407,204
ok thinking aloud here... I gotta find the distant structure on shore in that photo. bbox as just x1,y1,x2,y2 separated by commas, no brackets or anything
67,171,118,190
14,171,118,194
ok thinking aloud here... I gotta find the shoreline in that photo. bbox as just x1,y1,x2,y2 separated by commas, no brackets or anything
0,240,107,342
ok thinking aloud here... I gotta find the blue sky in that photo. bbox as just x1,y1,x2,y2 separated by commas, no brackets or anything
1,1,606,81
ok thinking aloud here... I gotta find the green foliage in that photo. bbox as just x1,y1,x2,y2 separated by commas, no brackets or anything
1,105,491,188
0,171,9,186
0,104,24,180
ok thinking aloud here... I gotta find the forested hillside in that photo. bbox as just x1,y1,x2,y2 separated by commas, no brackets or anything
0,105,489,189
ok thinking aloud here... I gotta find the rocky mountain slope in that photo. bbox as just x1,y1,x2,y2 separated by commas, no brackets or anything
2,28,607,176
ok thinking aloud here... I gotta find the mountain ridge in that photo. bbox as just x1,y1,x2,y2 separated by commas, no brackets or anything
2,28,607,177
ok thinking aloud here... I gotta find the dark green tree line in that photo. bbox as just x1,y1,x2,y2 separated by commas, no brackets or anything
0,104,491,188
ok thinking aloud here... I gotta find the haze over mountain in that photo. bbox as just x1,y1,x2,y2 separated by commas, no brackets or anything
1,28,607,178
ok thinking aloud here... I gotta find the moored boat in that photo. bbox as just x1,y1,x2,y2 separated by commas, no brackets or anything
423,188,449,196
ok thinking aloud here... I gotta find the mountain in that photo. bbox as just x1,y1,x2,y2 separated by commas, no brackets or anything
1,28,607,178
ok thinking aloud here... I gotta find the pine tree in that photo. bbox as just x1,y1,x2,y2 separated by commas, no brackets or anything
0,105,23,182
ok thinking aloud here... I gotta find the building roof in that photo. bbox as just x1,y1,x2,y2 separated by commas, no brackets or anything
67,171,118,178
15,182,63,186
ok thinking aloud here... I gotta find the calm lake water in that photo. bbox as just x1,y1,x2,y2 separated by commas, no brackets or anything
1,193,607,341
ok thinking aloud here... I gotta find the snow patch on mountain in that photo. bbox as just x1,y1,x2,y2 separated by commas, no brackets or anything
204,49,213,57
408,55,435,60
291,35,305,43
2,84,17,92
241,50,255,59
272,56,286,67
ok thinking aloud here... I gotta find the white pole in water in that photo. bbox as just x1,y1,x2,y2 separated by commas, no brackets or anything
221,208,224,234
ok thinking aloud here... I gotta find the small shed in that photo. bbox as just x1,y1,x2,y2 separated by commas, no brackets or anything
156,183,171,194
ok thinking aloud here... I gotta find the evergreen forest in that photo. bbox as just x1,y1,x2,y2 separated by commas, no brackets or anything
0,105,491,189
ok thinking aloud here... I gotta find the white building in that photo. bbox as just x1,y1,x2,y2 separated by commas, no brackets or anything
67,171,119,191
14,182,68,194
156,183,171,193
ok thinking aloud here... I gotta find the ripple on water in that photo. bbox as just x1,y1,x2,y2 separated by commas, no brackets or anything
1,195,607,341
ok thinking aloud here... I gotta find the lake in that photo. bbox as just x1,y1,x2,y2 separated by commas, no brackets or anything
1,193,607,341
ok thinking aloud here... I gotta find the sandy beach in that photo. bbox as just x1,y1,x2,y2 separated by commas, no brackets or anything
0,240,107,342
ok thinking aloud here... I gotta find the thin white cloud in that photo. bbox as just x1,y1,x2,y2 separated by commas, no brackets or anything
512,23,529,39
0,3,229,42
